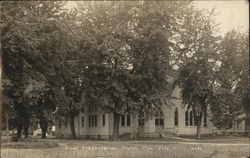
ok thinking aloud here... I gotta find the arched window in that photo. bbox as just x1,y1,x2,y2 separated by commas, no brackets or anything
185,111,189,126
189,111,193,126
174,108,178,126
82,116,84,127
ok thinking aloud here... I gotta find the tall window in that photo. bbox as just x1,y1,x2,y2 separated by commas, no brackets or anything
155,118,159,125
81,107,85,113
65,119,68,128
120,114,131,127
174,108,178,126
88,115,91,127
94,115,97,126
81,116,84,127
246,118,249,130
127,114,131,126
103,114,105,126
89,115,97,127
185,111,189,126
155,110,164,126
189,111,193,126
138,113,145,126
121,115,126,126
203,113,207,127
89,104,97,113
88,104,97,127
138,118,145,126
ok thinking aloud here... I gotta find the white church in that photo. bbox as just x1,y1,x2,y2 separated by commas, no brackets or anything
55,88,214,139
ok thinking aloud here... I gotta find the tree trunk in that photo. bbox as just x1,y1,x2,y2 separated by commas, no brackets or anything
23,122,29,138
17,124,23,139
6,113,9,143
113,112,120,141
196,114,202,139
41,128,47,139
40,119,48,139
70,114,76,139
0,53,2,156
24,127,29,138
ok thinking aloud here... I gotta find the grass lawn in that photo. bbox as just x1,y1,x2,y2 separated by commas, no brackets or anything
178,135,250,143
1,136,249,158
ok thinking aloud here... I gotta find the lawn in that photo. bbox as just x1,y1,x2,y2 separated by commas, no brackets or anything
1,136,249,158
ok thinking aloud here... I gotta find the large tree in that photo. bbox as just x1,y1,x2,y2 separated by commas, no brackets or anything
210,30,249,134
174,6,221,139
1,1,68,139
76,1,185,140
2,1,45,138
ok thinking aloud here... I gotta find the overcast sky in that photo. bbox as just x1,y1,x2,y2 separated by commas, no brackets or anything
66,1,249,35
193,0,249,35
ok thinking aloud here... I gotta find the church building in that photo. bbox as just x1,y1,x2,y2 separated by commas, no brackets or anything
55,87,214,139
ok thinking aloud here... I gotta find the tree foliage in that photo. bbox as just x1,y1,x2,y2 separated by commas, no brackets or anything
76,1,185,140
210,30,249,133
174,6,221,138
1,1,67,139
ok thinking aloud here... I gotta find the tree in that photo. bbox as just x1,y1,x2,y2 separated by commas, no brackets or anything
32,88,56,139
77,1,179,140
1,1,44,138
23,4,84,139
1,1,67,139
53,63,86,139
210,92,241,135
210,30,249,134
1,1,92,139
49,9,90,139
174,6,221,139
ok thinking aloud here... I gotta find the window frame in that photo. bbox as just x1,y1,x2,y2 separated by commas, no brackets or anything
138,113,145,127
81,116,84,127
174,108,179,126
121,115,126,127
189,111,193,126
155,109,164,126
203,113,207,127
88,114,98,127
138,118,145,126
127,114,131,126
103,114,105,126
185,110,189,126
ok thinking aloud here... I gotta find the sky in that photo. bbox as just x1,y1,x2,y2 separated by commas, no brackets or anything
193,0,249,35
66,1,249,35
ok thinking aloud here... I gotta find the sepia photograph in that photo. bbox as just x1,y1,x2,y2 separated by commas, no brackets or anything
0,1,249,158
